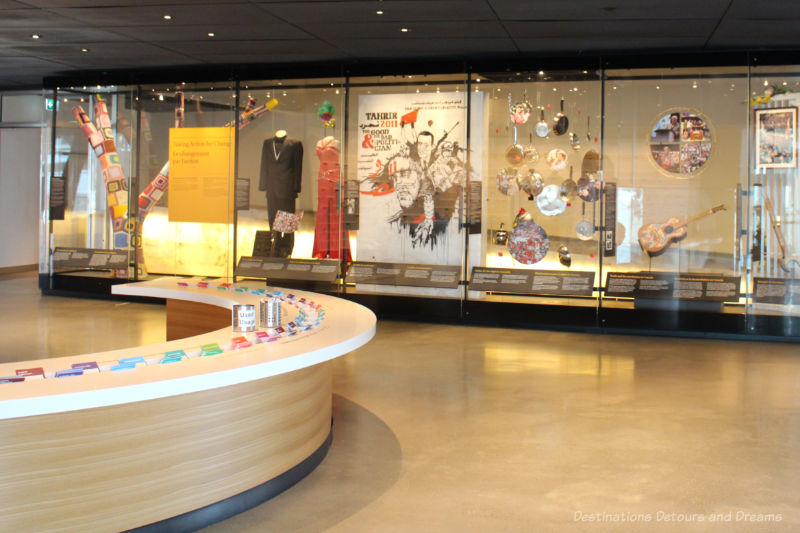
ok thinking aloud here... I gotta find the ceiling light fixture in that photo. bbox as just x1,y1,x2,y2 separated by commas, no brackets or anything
163,14,172,20
80,48,89,53
31,34,40,39
400,28,409,32
376,10,383,15
207,32,215,37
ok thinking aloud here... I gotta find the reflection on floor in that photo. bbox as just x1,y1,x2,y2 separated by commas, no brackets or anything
2,271,800,532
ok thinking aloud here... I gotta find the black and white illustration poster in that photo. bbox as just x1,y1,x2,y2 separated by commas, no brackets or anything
357,92,480,265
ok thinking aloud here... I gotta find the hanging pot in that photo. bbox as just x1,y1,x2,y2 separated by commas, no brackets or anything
552,98,569,136
558,244,572,267
493,223,509,246
535,109,550,138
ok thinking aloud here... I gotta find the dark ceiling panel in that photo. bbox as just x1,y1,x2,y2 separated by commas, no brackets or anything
726,0,800,19
299,20,508,40
336,37,518,57
0,1,32,8
708,19,800,48
0,8,79,26
155,38,337,58
505,19,718,40
258,0,496,22
516,36,709,53
112,23,314,42
48,3,283,27
488,0,731,20
0,26,130,45
23,1,221,6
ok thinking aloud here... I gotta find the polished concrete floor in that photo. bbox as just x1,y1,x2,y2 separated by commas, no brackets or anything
2,271,800,532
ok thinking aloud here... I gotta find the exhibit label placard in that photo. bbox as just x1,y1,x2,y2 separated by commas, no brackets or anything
168,127,235,224
52,247,128,269
346,261,461,288
605,272,740,301
753,277,800,305
236,257,339,282
469,267,595,296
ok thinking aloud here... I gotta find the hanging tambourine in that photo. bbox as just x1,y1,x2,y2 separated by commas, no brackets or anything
505,143,525,166
509,100,533,125
577,172,600,202
547,148,568,171
509,209,549,265
496,167,520,196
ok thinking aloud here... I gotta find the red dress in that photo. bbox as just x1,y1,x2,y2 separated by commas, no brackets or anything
312,137,352,260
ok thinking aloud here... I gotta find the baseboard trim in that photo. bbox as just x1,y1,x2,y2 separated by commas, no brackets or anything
0,264,37,276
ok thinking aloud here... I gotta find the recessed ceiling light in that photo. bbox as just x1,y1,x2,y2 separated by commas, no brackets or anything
31,34,40,39
163,14,171,20
400,28,409,32
376,10,383,15
207,32,215,37
80,48,89,53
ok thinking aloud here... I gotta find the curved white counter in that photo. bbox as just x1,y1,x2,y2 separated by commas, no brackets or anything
0,278,376,532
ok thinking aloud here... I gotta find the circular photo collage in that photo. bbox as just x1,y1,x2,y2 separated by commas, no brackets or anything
648,109,712,177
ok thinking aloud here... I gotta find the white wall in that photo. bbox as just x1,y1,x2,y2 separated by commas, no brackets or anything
0,127,41,268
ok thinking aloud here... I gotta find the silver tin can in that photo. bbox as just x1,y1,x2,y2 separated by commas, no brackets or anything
260,297,282,328
232,304,256,332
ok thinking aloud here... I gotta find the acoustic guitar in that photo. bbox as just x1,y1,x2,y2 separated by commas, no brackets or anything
638,204,726,255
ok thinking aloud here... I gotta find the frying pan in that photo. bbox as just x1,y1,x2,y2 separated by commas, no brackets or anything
576,202,594,240
552,98,569,136
524,132,539,164
560,166,578,200
505,143,525,166
535,109,550,138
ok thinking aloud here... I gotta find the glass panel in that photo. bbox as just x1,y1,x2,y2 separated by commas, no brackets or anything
234,77,347,290
46,85,138,280
467,69,602,308
602,66,748,319
747,65,800,332
345,73,470,299
137,82,236,278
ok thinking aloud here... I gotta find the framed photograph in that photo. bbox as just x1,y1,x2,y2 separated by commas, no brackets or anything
755,107,797,169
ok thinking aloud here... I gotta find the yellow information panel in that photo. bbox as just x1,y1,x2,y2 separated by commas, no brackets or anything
168,127,235,224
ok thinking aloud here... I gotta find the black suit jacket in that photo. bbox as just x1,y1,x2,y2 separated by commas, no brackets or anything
259,137,303,199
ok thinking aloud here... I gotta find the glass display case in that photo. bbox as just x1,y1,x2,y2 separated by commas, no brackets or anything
36,58,800,338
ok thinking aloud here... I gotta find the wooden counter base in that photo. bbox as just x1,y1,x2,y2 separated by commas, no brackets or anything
166,298,231,340
0,362,332,532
